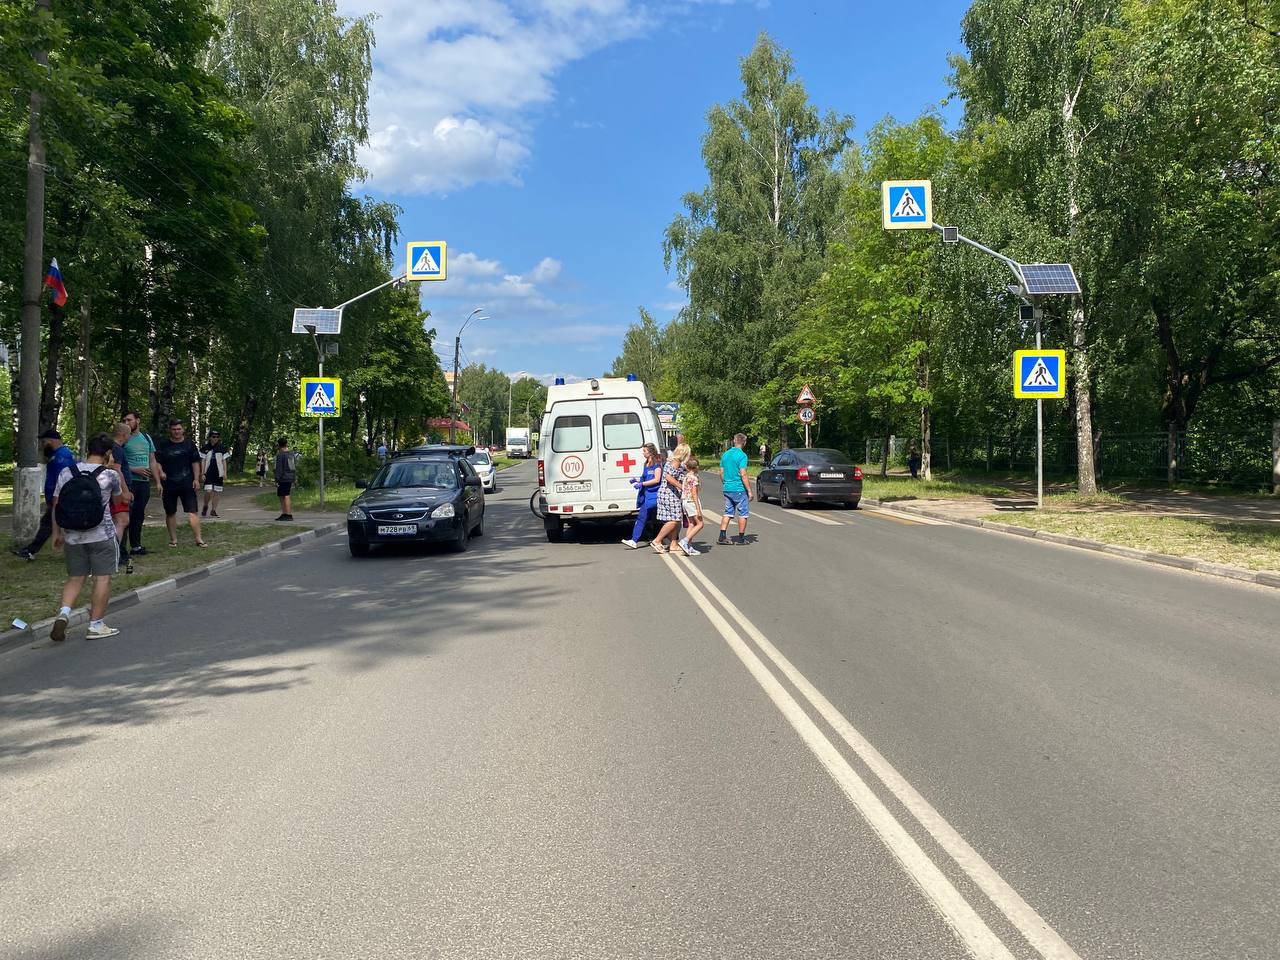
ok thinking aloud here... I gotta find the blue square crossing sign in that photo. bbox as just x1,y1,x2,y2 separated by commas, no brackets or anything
882,180,933,230
300,377,342,417
1013,350,1066,399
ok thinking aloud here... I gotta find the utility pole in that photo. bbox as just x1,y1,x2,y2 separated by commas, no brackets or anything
449,335,460,443
14,0,52,542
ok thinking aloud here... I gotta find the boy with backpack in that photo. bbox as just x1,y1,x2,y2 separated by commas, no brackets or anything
49,432,124,642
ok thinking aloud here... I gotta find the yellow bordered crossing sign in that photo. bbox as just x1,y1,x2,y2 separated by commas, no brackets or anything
301,377,342,417
1013,350,1067,399
406,241,447,281
882,180,933,230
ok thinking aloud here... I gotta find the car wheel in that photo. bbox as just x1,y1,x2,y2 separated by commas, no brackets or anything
450,518,469,552
545,516,564,542
845,499,860,510
348,541,370,558
472,512,484,537
756,481,770,505
779,483,794,509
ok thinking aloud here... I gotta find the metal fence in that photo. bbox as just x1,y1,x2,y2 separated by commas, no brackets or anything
863,426,1278,487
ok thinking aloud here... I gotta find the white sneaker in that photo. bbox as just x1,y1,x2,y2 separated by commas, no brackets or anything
685,545,702,556
86,624,120,639
621,539,638,549
678,538,691,555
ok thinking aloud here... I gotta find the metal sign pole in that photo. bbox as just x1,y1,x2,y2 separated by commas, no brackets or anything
1035,316,1043,509
318,355,326,509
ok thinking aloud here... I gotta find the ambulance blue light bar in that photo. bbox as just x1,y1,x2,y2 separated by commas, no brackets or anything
554,377,565,385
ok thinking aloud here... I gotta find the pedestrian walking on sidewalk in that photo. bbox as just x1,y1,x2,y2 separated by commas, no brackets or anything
622,443,663,549
155,418,206,547
652,443,689,554
255,451,267,487
108,422,135,574
718,432,752,545
122,410,162,557
908,442,922,480
678,456,705,556
200,430,228,518
49,433,124,642
275,437,298,521
11,429,77,561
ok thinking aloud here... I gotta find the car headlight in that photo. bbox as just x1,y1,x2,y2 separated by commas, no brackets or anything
347,505,369,521
433,502,456,518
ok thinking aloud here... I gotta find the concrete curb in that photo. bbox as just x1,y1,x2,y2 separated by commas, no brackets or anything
861,497,1280,591
1,522,344,657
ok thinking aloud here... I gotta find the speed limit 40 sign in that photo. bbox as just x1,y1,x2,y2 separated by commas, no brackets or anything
797,406,816,424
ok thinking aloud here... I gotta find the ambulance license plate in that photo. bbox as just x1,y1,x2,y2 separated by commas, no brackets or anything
555,481,591,493
820,472,844,479
377,524,417,535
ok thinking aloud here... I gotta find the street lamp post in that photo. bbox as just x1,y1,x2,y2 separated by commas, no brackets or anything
450,308,487,443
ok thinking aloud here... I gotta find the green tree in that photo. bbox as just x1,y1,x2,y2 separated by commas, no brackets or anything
609,307,668,386
664,32,853,439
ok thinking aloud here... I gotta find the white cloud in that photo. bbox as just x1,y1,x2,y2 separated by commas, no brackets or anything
530,257,563,284
430,250,569,313
657,300,687,311
339,0,756,194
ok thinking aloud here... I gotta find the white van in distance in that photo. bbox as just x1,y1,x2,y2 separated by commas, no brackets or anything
538,376,663,542
505,427,531,459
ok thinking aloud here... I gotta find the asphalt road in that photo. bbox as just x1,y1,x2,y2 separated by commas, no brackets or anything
1,459,1277,959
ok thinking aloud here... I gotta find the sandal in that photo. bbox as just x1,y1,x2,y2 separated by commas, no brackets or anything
651,543,668,554
168,540,178,547
195,540,208,548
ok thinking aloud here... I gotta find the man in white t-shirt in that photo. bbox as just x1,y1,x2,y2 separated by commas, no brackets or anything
49,433,124,642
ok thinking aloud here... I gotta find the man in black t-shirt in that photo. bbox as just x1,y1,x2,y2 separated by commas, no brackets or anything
155,418,206,547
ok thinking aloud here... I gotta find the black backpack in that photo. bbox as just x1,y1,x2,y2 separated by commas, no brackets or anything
55,465,108,531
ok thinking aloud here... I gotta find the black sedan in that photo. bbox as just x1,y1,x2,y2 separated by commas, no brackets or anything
346,455,485,557
755,448,863,509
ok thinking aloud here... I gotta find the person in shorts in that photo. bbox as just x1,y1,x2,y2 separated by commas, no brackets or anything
200,429,229,518
274,437,298,521
718,432,752,545
109,422,135,573
155,418,206,547
50,433,124,641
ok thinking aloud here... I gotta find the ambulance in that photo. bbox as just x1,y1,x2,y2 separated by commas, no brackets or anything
538,375,663,542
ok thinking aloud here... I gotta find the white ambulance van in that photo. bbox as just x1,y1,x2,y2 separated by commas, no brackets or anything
538,376,663,542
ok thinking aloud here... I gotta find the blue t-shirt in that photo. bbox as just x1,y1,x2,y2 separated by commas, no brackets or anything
720,447,748,492
44,445,77,502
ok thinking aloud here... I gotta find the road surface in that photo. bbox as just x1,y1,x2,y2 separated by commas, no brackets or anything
2,460,1277,959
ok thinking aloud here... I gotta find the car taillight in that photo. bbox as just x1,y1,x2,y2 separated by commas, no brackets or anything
538,459,545,487
854,466,863,480
797,467,810,481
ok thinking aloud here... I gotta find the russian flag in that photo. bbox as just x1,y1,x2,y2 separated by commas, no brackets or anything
43,259,68,308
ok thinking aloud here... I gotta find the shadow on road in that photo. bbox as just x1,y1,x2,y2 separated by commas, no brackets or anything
0,495,581,768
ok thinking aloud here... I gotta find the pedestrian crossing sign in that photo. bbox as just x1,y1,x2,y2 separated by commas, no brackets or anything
406,241,447,281
300,377,342,417
1013,350,1067,399
882,180,933,230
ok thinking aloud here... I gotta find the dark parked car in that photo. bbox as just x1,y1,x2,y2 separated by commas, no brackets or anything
346,454,485,557
755,448,863,509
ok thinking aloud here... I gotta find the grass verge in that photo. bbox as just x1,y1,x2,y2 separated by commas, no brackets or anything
988,512,1280,572
254,482,359,514
860,473,1017,501
2,521,306,628
0,462,12,512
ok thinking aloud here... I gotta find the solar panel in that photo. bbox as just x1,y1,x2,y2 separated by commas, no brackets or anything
292,307,344,335
1020,263,1081,296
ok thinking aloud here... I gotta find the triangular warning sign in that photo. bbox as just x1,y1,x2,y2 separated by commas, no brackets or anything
1022,358,1057,389
892,189,923,219
307,384,334,410
796,384,817,404
413,246,440,274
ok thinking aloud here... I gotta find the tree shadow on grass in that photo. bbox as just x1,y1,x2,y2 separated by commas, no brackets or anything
0,499,582,768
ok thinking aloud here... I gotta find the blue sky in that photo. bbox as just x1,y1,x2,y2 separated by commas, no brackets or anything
336,0,971,384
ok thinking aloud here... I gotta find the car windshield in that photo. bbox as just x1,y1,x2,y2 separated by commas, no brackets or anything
797,448,854,466
370,461,458,490
467,452,492,466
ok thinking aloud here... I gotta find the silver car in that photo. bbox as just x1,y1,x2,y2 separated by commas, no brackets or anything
467,450,498,492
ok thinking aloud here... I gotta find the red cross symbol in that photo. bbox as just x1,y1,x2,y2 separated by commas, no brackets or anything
615,452,637,473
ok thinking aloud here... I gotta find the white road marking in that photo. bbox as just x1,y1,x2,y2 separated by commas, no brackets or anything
867,506,949,526
677,559,1083,960
786,508,843,526
703,508,783,525
661,554,1017,960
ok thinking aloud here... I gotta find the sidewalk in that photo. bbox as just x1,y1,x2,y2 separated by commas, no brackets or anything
204,482,339,527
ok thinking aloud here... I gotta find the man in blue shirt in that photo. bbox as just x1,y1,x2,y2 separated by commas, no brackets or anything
718,432,753,545
11,429,78,560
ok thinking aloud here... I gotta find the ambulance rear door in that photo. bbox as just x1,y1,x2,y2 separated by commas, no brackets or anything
596,396,648,505
544,402,599,506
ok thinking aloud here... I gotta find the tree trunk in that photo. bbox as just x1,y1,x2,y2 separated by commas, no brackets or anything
880,429,890,477
1063,82,1098,496
230,391,257,474
1167,421,1179,486
75,294,91,454
38,304,66,436
920,404,932,481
